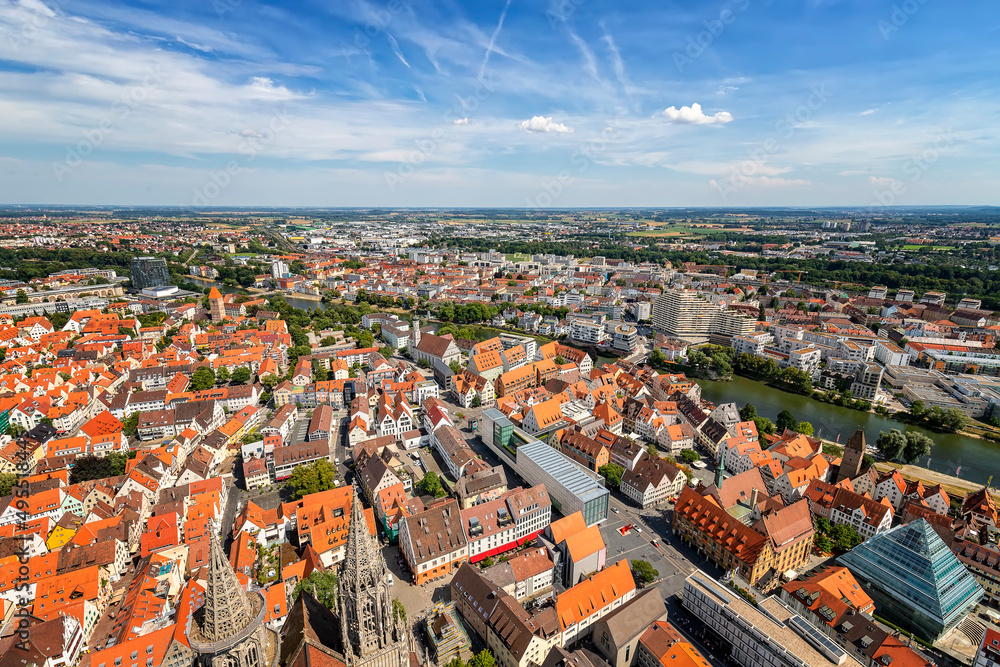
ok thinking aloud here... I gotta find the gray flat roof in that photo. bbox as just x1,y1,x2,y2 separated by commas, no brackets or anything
517,439,608,503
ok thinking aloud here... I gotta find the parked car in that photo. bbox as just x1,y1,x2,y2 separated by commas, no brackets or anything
611,506,619,513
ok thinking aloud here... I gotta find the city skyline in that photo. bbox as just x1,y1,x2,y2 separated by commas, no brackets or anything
0,1,997,207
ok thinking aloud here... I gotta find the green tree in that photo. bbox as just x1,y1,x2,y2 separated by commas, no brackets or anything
15,289,27,304
469,650,496,667
940,408,969,433
814,533,834,554
754,417,776,435
392,598,406,621
232,366,252,384
776,410,797,433
122,411,140,437
902,430,934,464
417,471,447,498
632,560,659,585
293,571,338,610
191,366,216,391
648,348,666,367
357,330,375,348
471,395,481,408
739,403,758,422
680,450,700,464
216,366,230,383
796,421,814,436
829,523,864,551
647,443,659,458
287,459,338,500
0,473,17,496
876,429,907,462
598,463,624,490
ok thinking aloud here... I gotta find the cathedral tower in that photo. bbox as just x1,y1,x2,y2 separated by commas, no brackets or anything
189,534,279,667
338,489,411,667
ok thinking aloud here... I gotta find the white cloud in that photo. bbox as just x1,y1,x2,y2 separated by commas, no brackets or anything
716,85,738,96
479,0,512,79
710,175,811,194
662,103,733,125
860,108,879,116
519,116,573,133
452,117,469,125
869,176,900,188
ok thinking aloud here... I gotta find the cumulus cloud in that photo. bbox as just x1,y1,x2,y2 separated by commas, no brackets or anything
662,103,733,125
452,117,469,125
519,116,573,133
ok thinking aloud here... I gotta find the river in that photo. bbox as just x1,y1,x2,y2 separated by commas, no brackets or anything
697,374,998,485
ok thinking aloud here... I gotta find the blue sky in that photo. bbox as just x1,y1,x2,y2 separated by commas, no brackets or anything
0,0,997,207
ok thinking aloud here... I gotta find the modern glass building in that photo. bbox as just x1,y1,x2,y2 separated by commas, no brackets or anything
839,519,983,641
130,256,171,290
481,408,609,525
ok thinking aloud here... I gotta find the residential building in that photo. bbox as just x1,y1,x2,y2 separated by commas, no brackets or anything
399,499,470,585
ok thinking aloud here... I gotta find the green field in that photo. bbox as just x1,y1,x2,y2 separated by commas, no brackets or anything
505,253,532,262
627,223,748,238
901,245,956,251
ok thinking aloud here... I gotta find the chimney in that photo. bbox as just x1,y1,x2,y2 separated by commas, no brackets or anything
750,488,759,508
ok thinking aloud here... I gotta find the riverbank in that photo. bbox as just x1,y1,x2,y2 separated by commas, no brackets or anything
271,291,322,301
696,374,999,485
